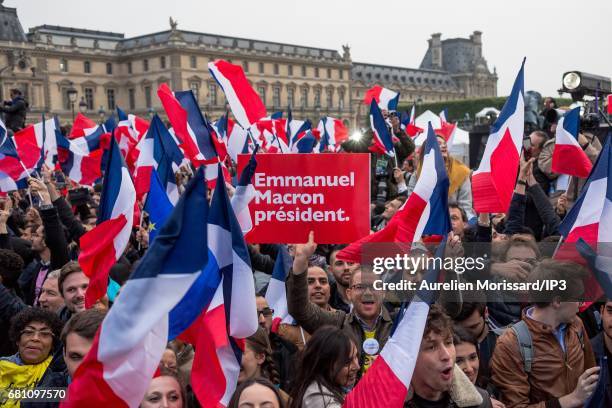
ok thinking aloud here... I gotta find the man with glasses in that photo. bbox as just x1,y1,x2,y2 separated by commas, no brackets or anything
0,308,64,407
287,232,394,376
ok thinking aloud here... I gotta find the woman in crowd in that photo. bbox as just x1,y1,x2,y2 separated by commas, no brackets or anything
229,378,285,408
454,326,505,408
0,308,64,407
140,370,186,408
239,327,281,386
289,326,359,408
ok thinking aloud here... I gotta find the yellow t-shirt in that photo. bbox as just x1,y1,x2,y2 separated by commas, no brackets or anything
0,355,52,408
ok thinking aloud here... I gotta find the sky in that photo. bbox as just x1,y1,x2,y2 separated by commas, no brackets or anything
10,0,612,97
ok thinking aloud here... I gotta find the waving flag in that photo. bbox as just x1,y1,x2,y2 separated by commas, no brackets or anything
472,59,525,213
78,135,136,308
577,239,612,300
317,117,348,152
401,104,423,137
62,169,210,408
208,59,267,128
144,169,174,244
439,108,449,123
157,84,216,163
344,241,444,408
231,148,258,234
557,136,611,302
552,107,593,178
293,130,318,153
57,127,106,186
69,113,98,139
115,108,149,172
191,165,258,408
0,124,28,192
134,115,183,201
363,85,400,112
288,116,312,149
337,123,450,263
265,245,294,332
13,116,61,170
369,100,395,157
559,136,611,245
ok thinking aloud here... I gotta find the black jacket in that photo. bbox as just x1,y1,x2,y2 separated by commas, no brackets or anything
19,206,70,305
589,333,612,406
0,284,27,356
1,96,28,132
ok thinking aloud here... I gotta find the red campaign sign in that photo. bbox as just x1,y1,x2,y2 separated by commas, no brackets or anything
237,153,371,244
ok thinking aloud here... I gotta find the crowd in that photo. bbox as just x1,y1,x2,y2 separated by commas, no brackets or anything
0,94,610,408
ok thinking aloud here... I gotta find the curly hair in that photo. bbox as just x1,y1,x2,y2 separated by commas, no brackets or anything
0,249,24,289
9,307,63,349
246,327,280,385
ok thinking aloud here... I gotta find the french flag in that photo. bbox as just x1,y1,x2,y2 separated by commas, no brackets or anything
557,136,611,302
559,135,611,246
115,108,150,172
208,59,267,129
157,83,216,163
287,114,312,150
134,115,183,202
344,242,443,408
293,130,318,154
78,134,136,308
69,113,98,139
369,100,395,157
577,238,612,301
401,104,423,137
337,123,450,263
231,148,258,234
472,59,525,213
265,245,294,333
191,165,258,408
61,168,211,408
158,83,227,184
0,124,28,192
57,127,107,186
552,107,593,178
363,85,400,112
13,116,62,170
317,117,348,152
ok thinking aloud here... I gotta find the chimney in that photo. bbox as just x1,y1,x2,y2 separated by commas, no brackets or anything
430,33,442,69
471,30,482,58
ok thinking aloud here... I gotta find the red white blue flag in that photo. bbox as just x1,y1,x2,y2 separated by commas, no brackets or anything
552,107,593,178
472,59,525,213
78,135,136,308
363,85,400,112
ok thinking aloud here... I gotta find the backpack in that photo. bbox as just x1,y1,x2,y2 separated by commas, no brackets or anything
509,320,584,373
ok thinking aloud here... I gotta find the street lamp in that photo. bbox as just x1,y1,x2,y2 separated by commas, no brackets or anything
98,106,106,123
78,97,88,114
67,87,78,121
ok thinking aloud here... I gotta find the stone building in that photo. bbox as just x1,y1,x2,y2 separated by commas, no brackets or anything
0,2,496,128
351,32,497,125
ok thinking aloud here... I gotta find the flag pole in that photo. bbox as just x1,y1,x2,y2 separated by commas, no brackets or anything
552,235,565,258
